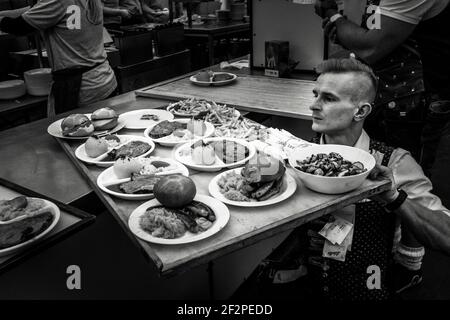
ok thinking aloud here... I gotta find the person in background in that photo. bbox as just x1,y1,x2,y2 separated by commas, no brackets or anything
315,0,450,293
141,0,169,24
249,58,450,300
102,0,132,29
119,0,145,25
0,0,117,116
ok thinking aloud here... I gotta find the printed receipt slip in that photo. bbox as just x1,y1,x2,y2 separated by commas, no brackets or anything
319,216,354,262
318,216,354,246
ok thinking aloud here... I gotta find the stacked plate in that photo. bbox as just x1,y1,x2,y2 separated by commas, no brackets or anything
0,80,26,100
24,68,52,96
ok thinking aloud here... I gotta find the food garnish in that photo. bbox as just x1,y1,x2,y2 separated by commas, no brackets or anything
140,114,160,121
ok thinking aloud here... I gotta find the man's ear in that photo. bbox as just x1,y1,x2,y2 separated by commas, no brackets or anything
354,102,372,122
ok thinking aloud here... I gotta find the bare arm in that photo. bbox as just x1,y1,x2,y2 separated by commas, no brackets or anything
370,164,450,256
0,6,30,18
0,7,35,35
315,1,417,64
141,2,166,16
396,200,450,255
141,2,158,15
103,7,130,18
333,14,416,64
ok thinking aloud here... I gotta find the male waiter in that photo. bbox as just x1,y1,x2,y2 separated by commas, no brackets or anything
314,0,450,294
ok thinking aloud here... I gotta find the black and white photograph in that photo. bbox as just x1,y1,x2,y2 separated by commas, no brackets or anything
0,0,449,310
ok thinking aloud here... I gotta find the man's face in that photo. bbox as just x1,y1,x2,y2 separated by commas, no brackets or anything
310,73,361,135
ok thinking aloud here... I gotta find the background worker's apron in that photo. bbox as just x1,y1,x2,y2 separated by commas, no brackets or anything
47,61,106,117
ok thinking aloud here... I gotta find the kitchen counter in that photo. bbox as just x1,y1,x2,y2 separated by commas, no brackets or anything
0,94,47,115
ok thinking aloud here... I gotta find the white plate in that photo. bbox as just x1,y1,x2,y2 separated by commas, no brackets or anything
119,109,174,129
189,72,237,87
0,198,61,257
143,119,215,147
128,194,230,245
75,135,155,167
47,113,125,140
167,102,241,122
166,103,207,118
97,157,190,200
174,137,256,172
208,168,297,207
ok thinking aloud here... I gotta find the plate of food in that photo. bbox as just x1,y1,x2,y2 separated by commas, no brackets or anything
143,118,214,147
190,71,237,87
128,175,229,245
118,109,174,130
202,102,240,127
288,144,375,194
97,156,189,200
75,135,155,167
166,98,212,117
47,108,125,139
0,196,61,257
174,137,256,172
214,118,264,140
208,154,297,207
166,98,240,123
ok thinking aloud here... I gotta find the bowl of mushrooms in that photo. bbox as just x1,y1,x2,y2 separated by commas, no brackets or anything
288,144,376,194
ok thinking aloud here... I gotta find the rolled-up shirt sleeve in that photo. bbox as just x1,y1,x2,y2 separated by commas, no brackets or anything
389,148,450,217
378,0,437,25
22,0,66,31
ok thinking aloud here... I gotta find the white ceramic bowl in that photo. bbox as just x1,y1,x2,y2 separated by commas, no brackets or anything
288,144,376,194
24,68,52,96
